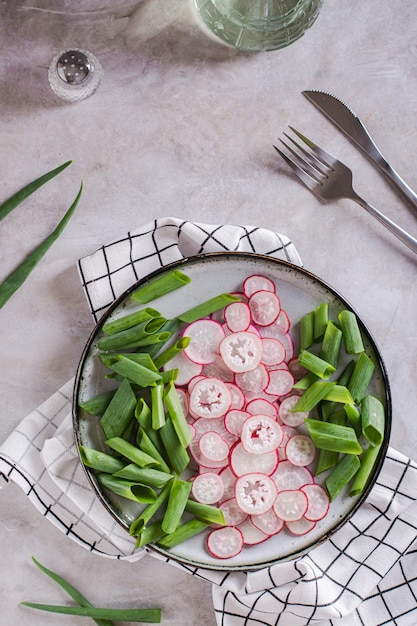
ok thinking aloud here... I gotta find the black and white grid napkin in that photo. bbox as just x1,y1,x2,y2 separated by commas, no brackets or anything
1,217,417,626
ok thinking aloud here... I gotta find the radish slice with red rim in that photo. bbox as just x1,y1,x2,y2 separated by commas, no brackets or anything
235,364,269,394
230,442,278,477
261,337,286,366
191,472,225,504
301,484,330,521
240,415,283,455
251,509,284,536
219,497,248,526
164,350,202,386
199,431,230,462
276,309,291,334
243,274,276,298
245,398,278,419
224,301,251,332
271,460,314,490
285,434,316,467
249,290,280,327
183,319,225,365
279,395,309,427
189,377,232,418
218,466,237,501
207,526,244,559
285,517,316,536
225,383,245,410
224,409,250,437
238,518,269,545
220,331,263,373
265,368,294,397
273,489,308,521
202,354,235,382
235,473,278,515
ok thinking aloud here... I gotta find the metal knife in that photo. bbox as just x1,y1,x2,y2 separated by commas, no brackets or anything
302,90,417,215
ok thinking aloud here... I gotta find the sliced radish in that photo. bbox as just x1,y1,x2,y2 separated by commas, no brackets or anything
287,357,309,381
278,395,309,427
243,274,276,298
176,387,189,417
220,331,263,373
241,415,283,455
245,398,278,419
251,509,284,536
199,431,230,462
276,309,291,334
249,290,280,327
261,337,286,367
189,377,232,419
301,484,330,521
285,517,316,535
224,301,251,332
183,319,225,365
230,442,278,477
260,324,294,361
164,350,202,386
224,409,250,437
273,489,308,522
265,368,294,397
202,354,235,382
271,460,314,491
207,526,244,559
218,466,237,501
235,364,269,394
225,383,245,410
285,435,316,467
219,497,248,526
191,472,225,504
238,518,269,545
235,473,277,516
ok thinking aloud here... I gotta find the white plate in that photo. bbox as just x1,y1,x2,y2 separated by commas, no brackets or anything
73,252,391,571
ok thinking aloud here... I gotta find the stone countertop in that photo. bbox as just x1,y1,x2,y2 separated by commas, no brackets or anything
1,1,416,624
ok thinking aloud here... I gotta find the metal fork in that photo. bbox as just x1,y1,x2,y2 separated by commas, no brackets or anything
274,127,417,255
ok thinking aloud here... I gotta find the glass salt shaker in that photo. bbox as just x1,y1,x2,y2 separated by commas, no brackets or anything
48,49,103,102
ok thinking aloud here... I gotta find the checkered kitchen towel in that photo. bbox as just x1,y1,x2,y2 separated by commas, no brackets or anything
1,217,417,626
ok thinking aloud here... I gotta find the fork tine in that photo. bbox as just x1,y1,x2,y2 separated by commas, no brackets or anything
273,144,321,189
280,133,329,177
288,127,338,169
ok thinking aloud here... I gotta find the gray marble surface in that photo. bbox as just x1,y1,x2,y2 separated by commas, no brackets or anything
1,1,417,624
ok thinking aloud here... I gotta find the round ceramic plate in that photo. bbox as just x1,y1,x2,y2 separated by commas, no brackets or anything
73,252,391,571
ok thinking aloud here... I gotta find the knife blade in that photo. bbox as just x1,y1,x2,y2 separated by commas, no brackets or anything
302,90,417,214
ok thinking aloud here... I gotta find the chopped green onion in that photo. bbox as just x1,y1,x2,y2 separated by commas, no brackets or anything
361,394,385,446
338,310,365,354
131,270,191,304
323,385,354,404
0,182,82,309
349,443,382,496
157,518,210,549
130,482,172,536
344,403,361,435
153,336,191,369
97,317,167,351
135,520,166,548
347,352,375,403
102,308,160,335
292,381,337,412
299,311,314,351
325,454,360,500
137,428,171,474
20,602,161,623
100,378,136,440
96,473,157,503
161,478,192,534
159,417,190,476
315,448,339,475
319,359,355,421
113,465,173,488
151,383,166,430
297,349,336,379
105,437,160,468
78,446,126,474
304,418,363,455
78,390,115,416
185,499,226,526
313,302,328,343
293,371,319,390
106,356,162,387
164,381,192,448
177,293,240,324
320,320,342,369
0,161,72,223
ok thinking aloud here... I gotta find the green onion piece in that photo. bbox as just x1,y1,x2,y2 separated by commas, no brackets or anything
157,518,210,549
349,443,382,496
299,311,314,351
315,448,339,475
151,383,166,430
100,378,136,440
135,399,168,459
100,352,158,372
320,320,342,369
325,454,360,501
361,394,385,446
0,182,82,309
304,418,363,455
160,368,178,383
102,308,160,335
135,520,167,548
0,160,72,223
107,356,162,387
78,390,115,416
29,556,113,626
97,317,166,351
137,428,171,474
120,331,172,351
78,446,126,474
113,465,174,488
323,385,354,404
292,381,337,412
105,437,160,468
313,302,328,343
20,602,161,623
96,473,156,503
159,417,190,475
177,293,240,324
319,360,355,421
161,478,192,534
185,500,226,526
293,372,319,390
297,350,336,379
135,398,152,429
131,270,191,304
347,352,375,403
344,403,361,435
164,381,192,448
130,482,172,536
153,337,191,369
144,319,181,357
338,310,365,354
